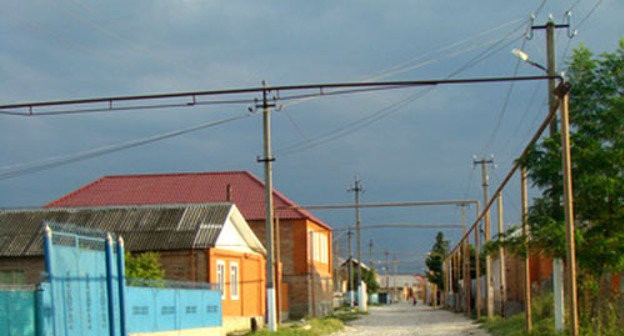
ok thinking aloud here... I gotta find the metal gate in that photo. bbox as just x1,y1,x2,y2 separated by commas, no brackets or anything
42,223,121,336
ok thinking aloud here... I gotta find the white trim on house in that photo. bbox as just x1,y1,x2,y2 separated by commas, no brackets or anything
216,260,226,300
230,262,239,300
214,205,266,255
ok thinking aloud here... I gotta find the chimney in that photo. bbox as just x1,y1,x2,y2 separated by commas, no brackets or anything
226,184,232,202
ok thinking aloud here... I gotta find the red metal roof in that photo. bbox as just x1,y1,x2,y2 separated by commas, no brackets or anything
46,171,330,229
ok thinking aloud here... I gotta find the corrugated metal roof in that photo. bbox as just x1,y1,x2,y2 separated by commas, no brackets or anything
0,203,233,256
44,171,330,230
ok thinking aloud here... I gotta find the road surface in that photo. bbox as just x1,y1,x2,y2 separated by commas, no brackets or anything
333,302,489,336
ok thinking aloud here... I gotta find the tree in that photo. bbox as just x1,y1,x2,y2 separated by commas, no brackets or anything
425,232,449,289
348,267,380,294
486,39,624,332
519,39,624,277
125,251,165,280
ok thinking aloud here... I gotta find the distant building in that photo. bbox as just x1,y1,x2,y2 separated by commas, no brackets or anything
336,257,370,293
46,171,333,318
0,203,266,333
379,273,425,301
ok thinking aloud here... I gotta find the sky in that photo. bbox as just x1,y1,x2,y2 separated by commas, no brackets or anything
0,0,622,273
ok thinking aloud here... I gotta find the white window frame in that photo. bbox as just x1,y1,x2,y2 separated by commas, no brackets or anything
230,262,239,300
216,260,226,300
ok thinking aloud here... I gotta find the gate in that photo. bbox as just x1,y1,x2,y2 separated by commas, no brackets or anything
42,223,121,336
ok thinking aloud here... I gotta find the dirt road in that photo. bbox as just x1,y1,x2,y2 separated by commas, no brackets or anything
333,302,489,336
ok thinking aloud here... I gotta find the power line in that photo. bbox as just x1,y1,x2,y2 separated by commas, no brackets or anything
0,114,249,180
333,224,464,231
575,0,604,29
277,25,529,155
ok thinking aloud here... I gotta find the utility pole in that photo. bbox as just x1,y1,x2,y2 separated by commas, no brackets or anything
460,205,467,313
528,15,574,333
521,168,532,332
385,249,390,303
348,177,364,310
556,84,579,336
393,254,398,303
475,220,481,319
497,194,507,316
474,157,494,318
259,83,277,331
369,239,374,270
347,229,354,308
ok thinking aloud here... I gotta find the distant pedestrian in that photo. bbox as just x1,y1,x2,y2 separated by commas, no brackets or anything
412,296,417,306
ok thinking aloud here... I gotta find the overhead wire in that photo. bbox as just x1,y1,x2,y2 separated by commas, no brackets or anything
575,0,604,29
0,114,250,180
276,24,529,156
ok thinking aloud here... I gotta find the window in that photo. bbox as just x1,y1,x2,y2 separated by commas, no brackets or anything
309,231,329,264
0,270,25,284
230,263,239,300
216,261,226,300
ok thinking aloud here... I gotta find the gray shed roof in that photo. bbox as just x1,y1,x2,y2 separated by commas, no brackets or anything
0,203,235,256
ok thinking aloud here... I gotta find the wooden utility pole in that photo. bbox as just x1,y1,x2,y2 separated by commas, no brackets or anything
474,158,494,318
521,168,532,332
348,178,364,310
475,220,481,319
393,254,398,303
455,250,460,312
385,250,390,303
347,229,354,308
369,239,374,270
260,84,278,331
275,214,281,322
497,194,507,316
557,85,579,336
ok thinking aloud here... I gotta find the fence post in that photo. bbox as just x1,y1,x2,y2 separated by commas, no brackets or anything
116,236,127,336
105,234,117,336
42,223,58,336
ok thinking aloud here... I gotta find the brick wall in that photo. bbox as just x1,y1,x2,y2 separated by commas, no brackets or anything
249,218,334,318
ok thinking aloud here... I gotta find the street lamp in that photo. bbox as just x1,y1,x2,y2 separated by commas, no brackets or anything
512,48,547,72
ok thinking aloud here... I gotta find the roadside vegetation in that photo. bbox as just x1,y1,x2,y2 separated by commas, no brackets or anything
481,39,624,336
243,309,366,336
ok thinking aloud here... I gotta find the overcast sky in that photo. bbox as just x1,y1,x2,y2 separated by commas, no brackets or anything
1,1,622,272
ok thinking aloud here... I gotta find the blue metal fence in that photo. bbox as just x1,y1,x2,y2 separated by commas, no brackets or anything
0,222,223,336
126,286,221,333
0,288,37,336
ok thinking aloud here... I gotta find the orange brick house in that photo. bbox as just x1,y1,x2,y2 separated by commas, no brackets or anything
0,203,266,333
46,171,334,318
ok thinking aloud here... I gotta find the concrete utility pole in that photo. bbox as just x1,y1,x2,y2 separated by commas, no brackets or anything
474,157,494,318
521,168,532,332
348,229,355,308
259,83,278,331
497,194,507,316
348,178,365,310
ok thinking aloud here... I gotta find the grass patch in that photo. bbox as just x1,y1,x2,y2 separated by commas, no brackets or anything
243,317,344,336
332,309,368,323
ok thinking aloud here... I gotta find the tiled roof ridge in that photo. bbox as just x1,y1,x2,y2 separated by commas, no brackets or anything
44,171,251,208
241,171,329,228
7,202,234,213
45,176,108,207
99,170,251,179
